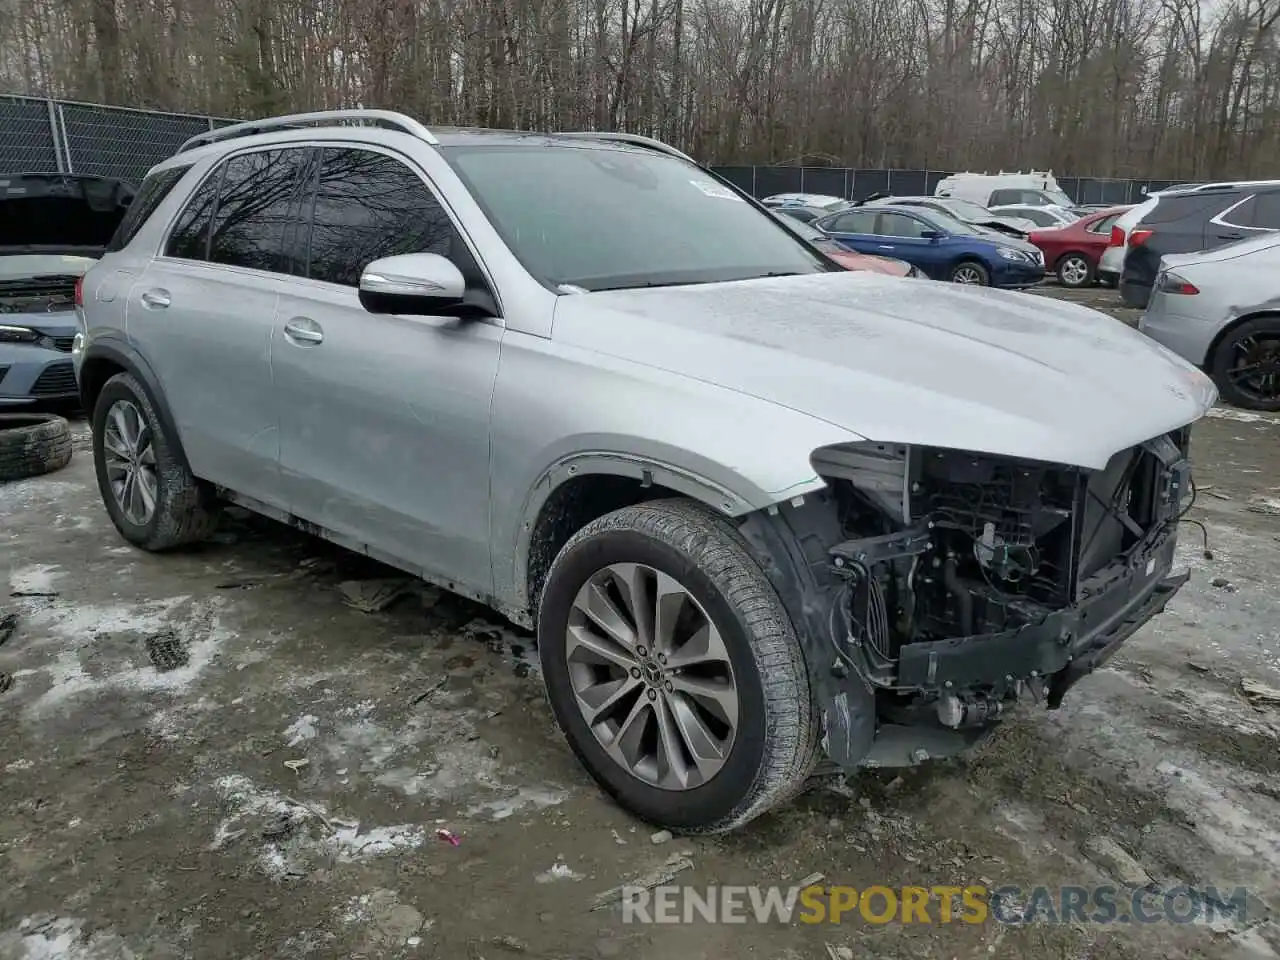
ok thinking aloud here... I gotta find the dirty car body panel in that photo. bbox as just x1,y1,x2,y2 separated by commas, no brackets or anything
76,116,1217,820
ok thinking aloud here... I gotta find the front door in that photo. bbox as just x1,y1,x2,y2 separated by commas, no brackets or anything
272,146,502,594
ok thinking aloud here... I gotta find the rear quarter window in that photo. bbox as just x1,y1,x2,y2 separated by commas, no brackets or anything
1142,193,1228,225
105,165,191,253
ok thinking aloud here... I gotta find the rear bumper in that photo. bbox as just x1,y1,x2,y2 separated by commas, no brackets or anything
1137,300,1218,368
1120,277,1152,308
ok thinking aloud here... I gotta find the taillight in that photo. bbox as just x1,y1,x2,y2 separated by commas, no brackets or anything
1156,271,1199,295
1108,225,1125,247
1129,228,1153,247
74,275,85,308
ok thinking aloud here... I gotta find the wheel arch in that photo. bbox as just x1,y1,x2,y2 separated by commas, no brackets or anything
78,337,190,470
510,450,835,623
1201,309,1280,370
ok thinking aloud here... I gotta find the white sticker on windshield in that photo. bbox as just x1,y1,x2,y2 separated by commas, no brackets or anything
689,179,743,201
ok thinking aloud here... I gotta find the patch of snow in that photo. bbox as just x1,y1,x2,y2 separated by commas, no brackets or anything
326,824,427,860
17,598,232,716
284,714,319,746
535,859,583,883
465,786,569,821
5,759,33,772
8,564,63,594
0,916,132,959
1205,407,1278,425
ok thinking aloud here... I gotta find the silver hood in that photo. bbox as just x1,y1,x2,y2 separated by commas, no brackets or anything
551,272,1217,470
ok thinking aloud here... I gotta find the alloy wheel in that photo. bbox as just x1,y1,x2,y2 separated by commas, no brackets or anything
952,266,984,284
564,562,738,791
1227,332,1280,405
102,399,158,526
1059,256,1089,287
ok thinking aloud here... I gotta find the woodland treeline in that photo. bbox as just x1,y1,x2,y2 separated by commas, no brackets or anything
1,0,1278,177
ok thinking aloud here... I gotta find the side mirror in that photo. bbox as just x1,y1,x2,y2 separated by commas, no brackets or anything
358,253,466,315
921,230,943,240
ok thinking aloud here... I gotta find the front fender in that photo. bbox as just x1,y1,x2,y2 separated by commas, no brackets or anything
493,423,860,614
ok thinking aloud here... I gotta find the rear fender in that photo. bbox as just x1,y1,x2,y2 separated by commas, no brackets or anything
78,335,190,470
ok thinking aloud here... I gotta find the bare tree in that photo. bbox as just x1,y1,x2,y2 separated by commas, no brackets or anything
2,0,1278,177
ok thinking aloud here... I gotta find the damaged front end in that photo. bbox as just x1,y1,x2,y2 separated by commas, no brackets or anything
742,430,1195,771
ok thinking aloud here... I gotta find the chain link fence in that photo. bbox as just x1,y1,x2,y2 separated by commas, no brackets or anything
2,94,1192,201
0,94,234,186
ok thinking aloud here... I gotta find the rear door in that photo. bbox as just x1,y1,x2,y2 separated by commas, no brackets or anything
271,145,503,593
129,146,311,506
819,209,890,256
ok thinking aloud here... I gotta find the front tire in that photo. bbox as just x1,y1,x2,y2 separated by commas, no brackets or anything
1056,253,1093,288
1210,317,1280,412
949,261,990,285
92,372,220,550
537,499,819,833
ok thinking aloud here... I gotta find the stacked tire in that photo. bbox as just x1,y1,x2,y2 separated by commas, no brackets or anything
0,414,73,482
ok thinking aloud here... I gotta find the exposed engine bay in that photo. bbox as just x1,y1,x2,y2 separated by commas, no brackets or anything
809,431,1194,739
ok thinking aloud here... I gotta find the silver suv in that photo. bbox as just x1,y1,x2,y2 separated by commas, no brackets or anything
74,110,1217,833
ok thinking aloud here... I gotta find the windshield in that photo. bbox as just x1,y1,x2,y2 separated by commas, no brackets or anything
917,207,981,236
939,199,995,221
1045,188,1074,206
443,145,834,291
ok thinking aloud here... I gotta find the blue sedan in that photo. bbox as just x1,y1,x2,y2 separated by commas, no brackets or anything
814,205,1045,288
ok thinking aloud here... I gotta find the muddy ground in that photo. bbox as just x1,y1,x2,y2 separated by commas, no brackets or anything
2,286,1280,960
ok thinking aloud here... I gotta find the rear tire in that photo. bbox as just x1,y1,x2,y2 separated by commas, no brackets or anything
1209,316,1280,412
1056,253,1093,288
91,372,220,550
537,498,819,833
949,261,990,285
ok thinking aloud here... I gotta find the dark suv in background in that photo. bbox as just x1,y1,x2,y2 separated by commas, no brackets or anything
1120,181,1280,308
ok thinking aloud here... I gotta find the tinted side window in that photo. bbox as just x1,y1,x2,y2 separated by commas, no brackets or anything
826,211,876,233
107,165,190,252
305,148,460,287
208,149,309,273
165,168,222,261
1144,193,1225,225
877,213,928,238
1251,192,1280,229
990,189,1020,207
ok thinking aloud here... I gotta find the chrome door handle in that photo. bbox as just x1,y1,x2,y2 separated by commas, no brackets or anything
140,289,171,309
283,317,324,345
878,245,894,250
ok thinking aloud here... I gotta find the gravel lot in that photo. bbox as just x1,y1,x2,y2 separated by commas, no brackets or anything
2,284,1278,960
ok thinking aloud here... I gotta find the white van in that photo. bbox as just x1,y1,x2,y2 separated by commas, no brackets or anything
935,172,1076,210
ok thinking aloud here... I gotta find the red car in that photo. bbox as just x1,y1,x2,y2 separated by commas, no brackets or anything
1027,205,1131,288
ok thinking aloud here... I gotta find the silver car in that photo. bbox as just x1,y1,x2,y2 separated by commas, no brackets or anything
1139,232,1280,411
74,110,1216,833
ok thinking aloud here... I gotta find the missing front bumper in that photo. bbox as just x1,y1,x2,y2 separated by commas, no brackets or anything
894,530,1184,702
